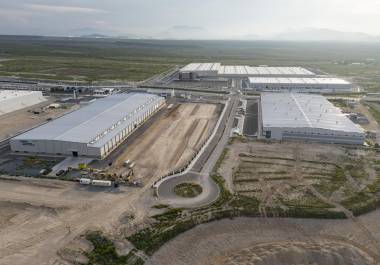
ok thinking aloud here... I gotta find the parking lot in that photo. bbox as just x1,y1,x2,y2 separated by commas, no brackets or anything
243,99,258,136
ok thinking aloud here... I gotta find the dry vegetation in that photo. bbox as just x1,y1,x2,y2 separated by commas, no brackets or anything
220,140,380,217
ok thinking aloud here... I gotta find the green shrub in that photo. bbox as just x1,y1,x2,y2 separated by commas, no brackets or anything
85,231,144,265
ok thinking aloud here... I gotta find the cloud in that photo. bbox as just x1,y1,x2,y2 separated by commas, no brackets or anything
25,4,105,14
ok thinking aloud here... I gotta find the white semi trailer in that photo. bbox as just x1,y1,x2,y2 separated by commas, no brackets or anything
79,178,113,187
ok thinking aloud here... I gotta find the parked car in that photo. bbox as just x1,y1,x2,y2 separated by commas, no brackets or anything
56,170,66,176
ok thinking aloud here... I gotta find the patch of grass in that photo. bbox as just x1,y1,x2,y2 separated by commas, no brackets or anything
85,231,144,265
366,175,380,194
341,191,380,216
213,148,229,174
210,174,233,207
127,219,196,255
151,208,183,222
173,183,203,198
313,166,346,196
365,102,380,124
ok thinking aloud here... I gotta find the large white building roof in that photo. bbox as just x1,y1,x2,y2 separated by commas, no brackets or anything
179,63,315,76
261,93,363,133
0,90,46,116
219,66,315,76
14,93,163,148
0,90,39,102
249,77,350,85
180,63,221,73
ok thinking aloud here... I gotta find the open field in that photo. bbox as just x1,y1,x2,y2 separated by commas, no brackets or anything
0,175,163,265
1,36,380,90
150,214,380,265
147,141,380,265
218,140,380,216
108,103,221,182
0,98,78,141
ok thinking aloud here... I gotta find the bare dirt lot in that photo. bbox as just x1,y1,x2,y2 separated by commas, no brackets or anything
147,139,380,265
218,140,380,217
0,176,158,265
0,103,221,265
108,103,221,182
150,214,380,265
0,98,78,141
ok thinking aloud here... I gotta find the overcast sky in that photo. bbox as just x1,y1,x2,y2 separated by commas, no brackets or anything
0,0,380,38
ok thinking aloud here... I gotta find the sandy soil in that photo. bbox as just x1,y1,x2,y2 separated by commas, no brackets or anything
150,214,380,265
0,176,157,265
0,98,78,141
109,103,220,181
218,140,380,214
0,103,220,265
149,140,380,265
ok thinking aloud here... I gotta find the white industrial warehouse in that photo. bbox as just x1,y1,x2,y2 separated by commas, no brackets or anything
248,77,353,93
179,62,316,79
260,93,365,144
0,90,46,116
10,93,165,158
178,62,353,93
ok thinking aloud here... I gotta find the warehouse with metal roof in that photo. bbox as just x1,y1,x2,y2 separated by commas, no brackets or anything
260,93,365,144
0,90,46,116
178,62,315,80
10,93,165,158
249,77,352,92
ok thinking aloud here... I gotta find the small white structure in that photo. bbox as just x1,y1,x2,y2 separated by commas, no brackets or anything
260,93,365,144
248,77,352,93
0,90,46,116
11,93,165,158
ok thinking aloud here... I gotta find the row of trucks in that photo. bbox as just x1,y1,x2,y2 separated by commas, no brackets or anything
79,178,142,187
78,159,141,188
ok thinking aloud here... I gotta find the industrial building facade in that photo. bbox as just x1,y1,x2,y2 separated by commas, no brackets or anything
248,77,353,93
11,93,165,158
179,63,315,80
260,93,365,144
178,62,353,93
0,90,46,116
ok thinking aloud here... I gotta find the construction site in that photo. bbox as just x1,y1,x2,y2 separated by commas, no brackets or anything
2,59,380,265
105,103,221,182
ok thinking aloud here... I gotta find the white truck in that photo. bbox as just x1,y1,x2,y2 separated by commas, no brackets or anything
91,180,113,187
79,178,92,185
79,178,113,187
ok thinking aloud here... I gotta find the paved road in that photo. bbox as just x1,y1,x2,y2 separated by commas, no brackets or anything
156,93,239,208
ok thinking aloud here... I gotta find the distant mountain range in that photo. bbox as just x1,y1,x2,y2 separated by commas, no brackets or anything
267,28,380,42
155,25,210,39
71,27,380,42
